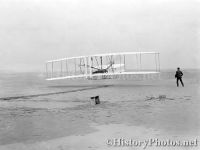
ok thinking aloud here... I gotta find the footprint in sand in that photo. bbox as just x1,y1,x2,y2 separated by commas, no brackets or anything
184,95,191,97
184,96,191,100
179,96,191,100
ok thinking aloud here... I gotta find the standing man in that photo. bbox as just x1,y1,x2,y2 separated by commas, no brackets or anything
175,67,184,87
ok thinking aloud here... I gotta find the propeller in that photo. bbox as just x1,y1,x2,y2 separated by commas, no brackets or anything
105,61,114,70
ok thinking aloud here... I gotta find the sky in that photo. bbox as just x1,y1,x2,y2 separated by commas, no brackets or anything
0,0,199,72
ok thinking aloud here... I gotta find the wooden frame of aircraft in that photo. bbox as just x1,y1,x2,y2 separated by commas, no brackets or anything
45,52,160,80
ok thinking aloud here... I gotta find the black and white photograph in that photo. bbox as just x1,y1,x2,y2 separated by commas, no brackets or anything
0,0,199,149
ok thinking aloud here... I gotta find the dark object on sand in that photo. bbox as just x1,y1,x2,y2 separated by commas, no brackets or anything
90,96,100,105
158,95,166,100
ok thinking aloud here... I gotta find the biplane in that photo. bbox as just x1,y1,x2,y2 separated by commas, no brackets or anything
45,52,160,80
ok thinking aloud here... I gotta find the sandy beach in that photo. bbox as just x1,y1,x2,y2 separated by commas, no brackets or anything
0,71,199,150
